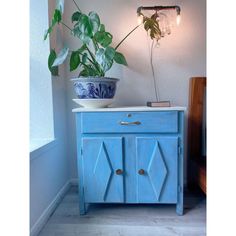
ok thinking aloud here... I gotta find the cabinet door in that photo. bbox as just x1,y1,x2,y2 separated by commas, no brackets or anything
82,137,124,203
136,137,178,203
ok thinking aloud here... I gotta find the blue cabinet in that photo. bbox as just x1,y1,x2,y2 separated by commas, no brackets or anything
74,107,185,215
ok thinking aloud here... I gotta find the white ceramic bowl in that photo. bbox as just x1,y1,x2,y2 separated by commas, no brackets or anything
72,99,114,108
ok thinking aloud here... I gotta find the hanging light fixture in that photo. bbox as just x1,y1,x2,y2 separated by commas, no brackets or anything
137,5,181,40
136,5,181,107
137,5,181,23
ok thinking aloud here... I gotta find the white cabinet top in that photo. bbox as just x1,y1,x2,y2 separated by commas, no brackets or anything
72,106,186,113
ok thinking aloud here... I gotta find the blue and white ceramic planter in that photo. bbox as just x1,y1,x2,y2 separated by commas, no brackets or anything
72,77,119,99
71,77,119,108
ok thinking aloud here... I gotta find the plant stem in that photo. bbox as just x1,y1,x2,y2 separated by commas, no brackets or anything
68,50,102,75
85,45,95,61
74,51,95,66
80,62,100,76
85,45,103,74
86,58,102,75
92,38,99,52
72,0,82,12
115,24,141,50
91,39,103,74
61,22,72,31
82,54,101,75
80,62,90,70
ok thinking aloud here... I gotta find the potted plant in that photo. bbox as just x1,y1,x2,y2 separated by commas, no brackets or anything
44,0,161,108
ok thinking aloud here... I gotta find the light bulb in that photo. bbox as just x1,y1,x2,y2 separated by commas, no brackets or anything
176,14,181,26
137,14,143,24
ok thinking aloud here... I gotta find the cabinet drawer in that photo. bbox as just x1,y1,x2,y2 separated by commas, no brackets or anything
81,111,178,133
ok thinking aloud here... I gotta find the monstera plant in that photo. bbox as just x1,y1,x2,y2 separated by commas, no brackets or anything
44,0,161,108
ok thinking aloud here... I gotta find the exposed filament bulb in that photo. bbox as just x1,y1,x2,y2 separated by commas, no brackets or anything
137,14,143,24
176,14,181,26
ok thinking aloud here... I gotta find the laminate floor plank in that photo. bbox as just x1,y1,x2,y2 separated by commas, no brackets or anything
38,186,206,236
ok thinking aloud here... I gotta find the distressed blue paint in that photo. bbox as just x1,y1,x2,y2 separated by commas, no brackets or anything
75,110,185,215
75,113,86,215
136,137,178,203
176,111,185,216
82,111,178,134
93,142,112,201
147,141,168,201
124,134,137,203
82,137,124,203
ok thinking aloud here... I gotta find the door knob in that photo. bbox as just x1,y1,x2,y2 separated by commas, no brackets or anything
116,169,123,175
138,169,145,175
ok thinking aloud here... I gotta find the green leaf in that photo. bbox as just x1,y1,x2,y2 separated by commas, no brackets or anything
88,11,100,34
48,49,59,76
95,47,115,72
79,65,98,77
73,14,93,44
52,47,69,67
44,9,60,40
82,53,88,64
78,15,93,35
94,31,112,47
70,51,81,71
73,12,100,43
79,68,89,77
54,9,62,23
114,52,128,66
44,27,52,40
99,24,105,32
71,11,81,22
78,44,87,53
77,32,91,44
96,48,105,63
105,47,115,61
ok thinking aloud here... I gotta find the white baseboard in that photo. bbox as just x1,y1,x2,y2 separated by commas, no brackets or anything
30,179,73,236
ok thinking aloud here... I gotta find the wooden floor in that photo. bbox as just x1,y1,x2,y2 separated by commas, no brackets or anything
39,186,206,236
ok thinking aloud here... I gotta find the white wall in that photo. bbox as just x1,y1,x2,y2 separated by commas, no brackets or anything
30,0,70,233
63,0,206,179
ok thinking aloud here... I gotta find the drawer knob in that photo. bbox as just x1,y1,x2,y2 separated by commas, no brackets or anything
119,121,141,125
138,169,145,175
116,169,123,175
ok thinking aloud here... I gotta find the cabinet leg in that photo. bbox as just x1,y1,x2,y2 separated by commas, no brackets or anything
176,203,184,215
79,202,86,215
79,203,90,215
176,186,184,215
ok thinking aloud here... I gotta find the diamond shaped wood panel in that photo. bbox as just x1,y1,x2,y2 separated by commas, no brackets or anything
82,137,124,203
147,141,168,201
136,137,178,203
93,142,112,201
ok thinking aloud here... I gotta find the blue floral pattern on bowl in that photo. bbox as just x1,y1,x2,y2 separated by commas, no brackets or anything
73,77,119,99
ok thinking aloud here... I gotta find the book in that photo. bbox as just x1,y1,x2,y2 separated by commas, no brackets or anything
146,101,171,107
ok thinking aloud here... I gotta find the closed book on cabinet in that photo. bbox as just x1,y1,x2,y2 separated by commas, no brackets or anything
147,101,171,107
